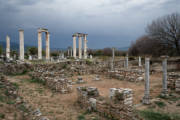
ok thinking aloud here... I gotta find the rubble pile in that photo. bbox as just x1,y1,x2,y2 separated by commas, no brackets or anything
175,78,180,92
0,74,18,98
77,86,134,120
30,66,73,94
108,68,144,82
0,63,32,75
0,74,49,120
168,72,180,90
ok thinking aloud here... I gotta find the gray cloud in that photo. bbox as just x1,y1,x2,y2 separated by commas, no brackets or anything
0,0,179,49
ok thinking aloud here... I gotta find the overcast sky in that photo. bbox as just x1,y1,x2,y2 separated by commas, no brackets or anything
0,0,179,49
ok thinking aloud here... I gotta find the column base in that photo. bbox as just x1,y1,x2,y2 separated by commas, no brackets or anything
142,95,150,105
160,90,168,97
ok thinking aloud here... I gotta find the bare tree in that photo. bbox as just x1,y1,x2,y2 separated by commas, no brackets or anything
146,13,180,55
128,35,164,56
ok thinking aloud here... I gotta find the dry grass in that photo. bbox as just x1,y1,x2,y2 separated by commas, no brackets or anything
6,72,174,119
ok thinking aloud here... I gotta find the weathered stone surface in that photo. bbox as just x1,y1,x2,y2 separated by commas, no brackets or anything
77,86,134,120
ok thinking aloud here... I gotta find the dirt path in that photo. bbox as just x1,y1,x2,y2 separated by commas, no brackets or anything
7,75,83,120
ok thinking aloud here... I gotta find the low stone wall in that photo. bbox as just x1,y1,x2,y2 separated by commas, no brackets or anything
0,74,49,120
30,69,72,94
77,86,134,120
168,72,180,93
175,78,180,92
108,68,144,82
0,63,32,75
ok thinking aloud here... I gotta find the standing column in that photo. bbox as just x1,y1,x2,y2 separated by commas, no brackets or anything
6,35,10,59
161,56,168,96
78,34,82,59
46,32,50,60
38,31,42,59
142,58,150,104
125,54,128,68
70,47,73,57
111,48,115,71
73,35,76,58
19,29,24,60
67,48,70,57
139,56,142,67
84,34,88,59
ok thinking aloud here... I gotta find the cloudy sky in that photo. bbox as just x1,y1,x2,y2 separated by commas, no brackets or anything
0,0,179,49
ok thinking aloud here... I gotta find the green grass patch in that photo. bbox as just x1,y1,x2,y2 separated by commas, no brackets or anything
176,103,180,106
12,83,19,89
18,104,29,113
6,100,15,105
36,88,44,94
77,115,86,120
158,94,180,102
139,110,180,120
28,78,46,85
0,113,5,119
0,95,5,102
154,101,166,108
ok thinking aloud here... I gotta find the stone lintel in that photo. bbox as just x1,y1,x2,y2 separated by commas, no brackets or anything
38,28,48,32
19,29,24,31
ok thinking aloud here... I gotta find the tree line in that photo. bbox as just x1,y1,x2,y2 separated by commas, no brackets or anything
129,12,180,56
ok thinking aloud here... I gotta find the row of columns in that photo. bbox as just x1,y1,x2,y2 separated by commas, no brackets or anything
38,28,50,60
73,33,88,59
5,28,50,61
142,57,168,104
110,51,168,105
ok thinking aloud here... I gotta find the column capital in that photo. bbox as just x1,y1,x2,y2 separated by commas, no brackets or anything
19,29,24,32
160,56,169,59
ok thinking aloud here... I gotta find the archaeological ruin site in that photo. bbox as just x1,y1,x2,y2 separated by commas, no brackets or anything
0,0,180,118
0,27,180,120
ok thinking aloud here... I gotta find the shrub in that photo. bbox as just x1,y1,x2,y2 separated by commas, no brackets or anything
154,101,166,108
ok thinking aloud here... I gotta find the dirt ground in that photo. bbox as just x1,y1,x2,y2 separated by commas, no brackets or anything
5,72,180,120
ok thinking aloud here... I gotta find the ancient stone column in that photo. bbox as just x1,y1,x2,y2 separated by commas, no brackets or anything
67,48,70,57
78,34,82,59
73,35,76,58
84,34,88,59
46,32,50,60
161,56,168,96
139,56,142,67
125,55,128,68
38,31,42,59
111,48,115,71
142,58,150,104
6,35,10,59
19,29,24,60
70,47,73,57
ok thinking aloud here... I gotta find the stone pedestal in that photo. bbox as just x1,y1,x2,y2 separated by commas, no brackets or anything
142,58,150,104
6,35,10,59
161,57,168,96
38,31,42,59
19,29,24,60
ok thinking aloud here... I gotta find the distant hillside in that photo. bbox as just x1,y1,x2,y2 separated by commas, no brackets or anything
0,41,30,51
0,41,67,51
117,47,129,51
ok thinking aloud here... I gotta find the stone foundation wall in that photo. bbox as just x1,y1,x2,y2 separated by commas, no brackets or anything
108,68,144,82
77,86,134,120
0,63,32,75
168,72,180,93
